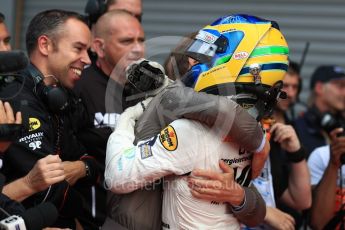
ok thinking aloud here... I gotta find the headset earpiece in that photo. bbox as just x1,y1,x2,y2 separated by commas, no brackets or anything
41,85,69,113
29,65,69,113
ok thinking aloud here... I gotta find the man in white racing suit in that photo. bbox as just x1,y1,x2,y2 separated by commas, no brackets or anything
106,14,289,229
105,61,269,229
106,103,257,229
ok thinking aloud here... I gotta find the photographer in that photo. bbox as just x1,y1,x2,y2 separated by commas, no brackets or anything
308,127,345,229
294,65,345,158
0,100,65,203
0,100,62,198
0,101,64,229
0,15,68,227
0,100,25,220
0,101,21,152
1,23,66,208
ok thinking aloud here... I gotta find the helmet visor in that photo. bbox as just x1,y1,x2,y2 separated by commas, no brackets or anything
185,39,217,64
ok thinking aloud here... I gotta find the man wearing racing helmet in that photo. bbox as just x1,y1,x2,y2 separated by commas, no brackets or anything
106,14,289,229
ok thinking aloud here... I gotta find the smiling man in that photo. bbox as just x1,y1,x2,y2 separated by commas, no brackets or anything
0,9,100,229
25,11,91,89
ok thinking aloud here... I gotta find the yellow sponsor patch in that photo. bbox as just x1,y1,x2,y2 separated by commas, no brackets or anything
29,117,41,131
159,125,178,151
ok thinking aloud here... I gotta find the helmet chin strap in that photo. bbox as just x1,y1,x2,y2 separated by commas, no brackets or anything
227,93,261,120
254,81,286,120
229,64,266,121
231,63,287,121
230,91,276,122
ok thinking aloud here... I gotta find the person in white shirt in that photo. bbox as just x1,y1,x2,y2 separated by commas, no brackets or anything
308,127,345,229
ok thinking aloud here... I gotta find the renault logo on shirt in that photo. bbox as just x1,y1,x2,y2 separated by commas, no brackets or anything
29,117,41,131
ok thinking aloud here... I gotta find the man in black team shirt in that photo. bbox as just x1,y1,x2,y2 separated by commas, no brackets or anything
0,10,100,229
74,10,145,229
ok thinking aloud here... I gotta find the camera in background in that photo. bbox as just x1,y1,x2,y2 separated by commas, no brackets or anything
321,113,345,164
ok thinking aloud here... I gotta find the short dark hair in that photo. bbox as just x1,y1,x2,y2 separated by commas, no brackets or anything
25,9,87,55
105,0,142,22
0,12,5,23
287,60,300,76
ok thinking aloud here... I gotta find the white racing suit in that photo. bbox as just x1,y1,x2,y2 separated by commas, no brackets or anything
106,99,263,229
103,82,266,230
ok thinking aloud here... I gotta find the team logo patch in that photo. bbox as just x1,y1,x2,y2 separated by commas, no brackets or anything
29,117,41,131
140,144,153,159
159,125,178,151
138,136,157,159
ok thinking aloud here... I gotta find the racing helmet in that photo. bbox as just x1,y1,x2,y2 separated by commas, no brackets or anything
182,14,289,120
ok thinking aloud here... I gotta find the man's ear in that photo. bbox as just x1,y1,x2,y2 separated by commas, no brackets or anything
93,38,105,58
37,35,51,56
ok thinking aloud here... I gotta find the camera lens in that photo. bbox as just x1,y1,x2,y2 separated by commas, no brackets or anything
321,113,343,134
0,74,25,100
